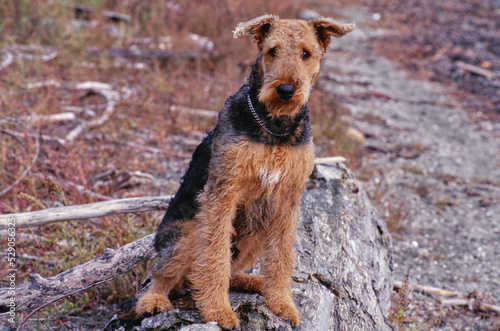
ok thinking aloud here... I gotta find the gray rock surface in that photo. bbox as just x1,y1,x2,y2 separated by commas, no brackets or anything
103,164,393,330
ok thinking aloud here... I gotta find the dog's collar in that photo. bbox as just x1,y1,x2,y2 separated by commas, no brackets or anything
246,94,290,137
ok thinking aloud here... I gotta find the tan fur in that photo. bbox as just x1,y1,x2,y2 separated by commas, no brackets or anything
128,14,354,329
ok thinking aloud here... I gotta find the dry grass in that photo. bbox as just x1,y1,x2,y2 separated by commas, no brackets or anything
0,1,363,328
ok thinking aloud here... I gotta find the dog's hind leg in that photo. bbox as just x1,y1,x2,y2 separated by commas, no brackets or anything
120,220,196,319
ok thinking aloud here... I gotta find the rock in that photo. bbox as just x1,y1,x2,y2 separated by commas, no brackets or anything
103,164,393,330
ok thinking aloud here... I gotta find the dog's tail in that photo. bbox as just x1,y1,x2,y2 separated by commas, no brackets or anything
115,297,142,321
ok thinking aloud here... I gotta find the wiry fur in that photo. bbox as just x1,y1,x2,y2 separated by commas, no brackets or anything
117,14,354,329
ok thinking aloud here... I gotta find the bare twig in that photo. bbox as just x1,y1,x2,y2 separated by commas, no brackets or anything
0,129,28,149
0,195,172,229
16,280,106,331
456,61,498,80
393,280,460,297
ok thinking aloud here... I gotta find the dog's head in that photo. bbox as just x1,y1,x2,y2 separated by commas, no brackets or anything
234,14,355,116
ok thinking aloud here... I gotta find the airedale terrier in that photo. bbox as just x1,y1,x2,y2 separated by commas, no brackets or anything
117,14,354,329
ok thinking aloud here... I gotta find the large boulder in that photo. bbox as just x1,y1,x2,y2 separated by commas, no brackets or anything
104,164,393,330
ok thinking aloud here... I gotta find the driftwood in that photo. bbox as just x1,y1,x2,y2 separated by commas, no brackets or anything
25,81,120,144
4,45,57,63
394,280,500,315
0,234,156,314
0,195,172,230
455,61,498,80
441,298,500,315
393,280,460,297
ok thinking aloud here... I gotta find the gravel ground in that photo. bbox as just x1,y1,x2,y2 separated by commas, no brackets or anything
316,5,500,330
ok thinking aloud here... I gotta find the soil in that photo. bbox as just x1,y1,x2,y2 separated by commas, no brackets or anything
317,1,500,330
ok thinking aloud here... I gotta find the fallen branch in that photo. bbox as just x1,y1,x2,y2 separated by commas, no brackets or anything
65,82,119,143
2,127,66,145
0,195,172,230
455,61,497,80
0,233,156,314
393,280,459,297
440,297,500,315
394,280,500,315
26,112,77,123
26,80,120,144
8,44,57,62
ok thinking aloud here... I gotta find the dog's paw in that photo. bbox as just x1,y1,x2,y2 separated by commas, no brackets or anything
136,293,173,316
267,300,301,326
204,308,240,329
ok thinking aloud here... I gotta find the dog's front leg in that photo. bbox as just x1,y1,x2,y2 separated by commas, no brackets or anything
188,182,241,329
261,202,301,326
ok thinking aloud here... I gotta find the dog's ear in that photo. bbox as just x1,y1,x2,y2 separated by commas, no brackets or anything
233,14,279,49
310,18,355,52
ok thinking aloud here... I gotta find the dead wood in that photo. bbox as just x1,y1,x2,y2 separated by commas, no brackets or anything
440,298,500,315
64,82,119,143
394,280,500,315
393,279,460,297
0,195,172,230
455,61,497,80
0,234,156,314
25,80,119,144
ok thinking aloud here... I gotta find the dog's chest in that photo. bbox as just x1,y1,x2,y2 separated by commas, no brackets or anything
223,139,315,190
258,166,282,186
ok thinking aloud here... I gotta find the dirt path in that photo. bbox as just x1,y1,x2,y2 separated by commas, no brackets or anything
318,7,500,330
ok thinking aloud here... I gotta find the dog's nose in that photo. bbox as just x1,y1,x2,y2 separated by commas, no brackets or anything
277,84,295,101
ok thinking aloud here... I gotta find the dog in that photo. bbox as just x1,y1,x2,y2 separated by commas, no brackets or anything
117,14,354,329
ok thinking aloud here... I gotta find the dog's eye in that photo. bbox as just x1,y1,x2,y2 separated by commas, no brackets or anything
302,50,311,60
268,47,277,57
